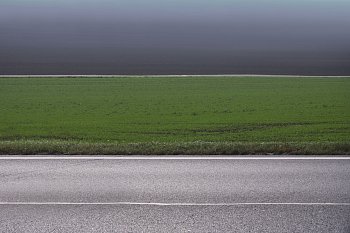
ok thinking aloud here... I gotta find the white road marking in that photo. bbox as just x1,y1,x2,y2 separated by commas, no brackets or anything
0,156,349,160
0,202,349,206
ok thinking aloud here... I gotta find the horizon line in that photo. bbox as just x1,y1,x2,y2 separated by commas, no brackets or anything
1,74,350,78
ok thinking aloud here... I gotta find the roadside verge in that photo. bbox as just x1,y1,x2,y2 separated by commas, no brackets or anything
0,140,349,155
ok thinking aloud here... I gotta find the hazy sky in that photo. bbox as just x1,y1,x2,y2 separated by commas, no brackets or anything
1,0,349,75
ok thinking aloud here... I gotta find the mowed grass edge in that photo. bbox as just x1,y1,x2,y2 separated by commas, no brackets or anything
0,140,349,155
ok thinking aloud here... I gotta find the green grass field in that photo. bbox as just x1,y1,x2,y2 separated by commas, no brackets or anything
0,76,349,154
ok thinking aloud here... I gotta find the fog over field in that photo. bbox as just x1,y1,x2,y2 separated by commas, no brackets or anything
1,0,350,75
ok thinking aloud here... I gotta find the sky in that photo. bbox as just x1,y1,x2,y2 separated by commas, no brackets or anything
1,0,349,75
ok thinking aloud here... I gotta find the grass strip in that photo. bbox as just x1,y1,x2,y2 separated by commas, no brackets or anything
0,140,349,155
1,77,349,143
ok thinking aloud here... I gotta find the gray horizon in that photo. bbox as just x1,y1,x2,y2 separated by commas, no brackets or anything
1,0,350,75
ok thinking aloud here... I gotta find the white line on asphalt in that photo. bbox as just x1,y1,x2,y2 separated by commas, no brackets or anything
0,202,349,206
0,156,349,160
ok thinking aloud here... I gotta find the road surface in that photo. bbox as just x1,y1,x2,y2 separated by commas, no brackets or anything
0,156,349,232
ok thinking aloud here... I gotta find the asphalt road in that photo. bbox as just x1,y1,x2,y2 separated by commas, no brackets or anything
0,157,349,232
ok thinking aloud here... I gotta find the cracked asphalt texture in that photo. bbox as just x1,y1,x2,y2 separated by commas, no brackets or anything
0,158,349,232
